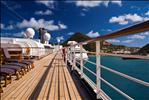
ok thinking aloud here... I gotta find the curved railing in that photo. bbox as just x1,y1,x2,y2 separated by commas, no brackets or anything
63,21,149,100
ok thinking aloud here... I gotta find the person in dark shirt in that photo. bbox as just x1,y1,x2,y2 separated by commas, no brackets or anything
62,48,66,61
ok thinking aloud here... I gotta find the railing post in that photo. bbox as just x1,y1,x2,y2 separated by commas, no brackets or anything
80,45,83,78
72,46,76,71
96,40,101,99
65,48,67,66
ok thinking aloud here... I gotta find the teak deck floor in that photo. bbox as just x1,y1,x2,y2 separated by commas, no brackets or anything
1,53,81,100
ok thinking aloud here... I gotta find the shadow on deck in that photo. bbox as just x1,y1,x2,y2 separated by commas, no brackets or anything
1,53,95,100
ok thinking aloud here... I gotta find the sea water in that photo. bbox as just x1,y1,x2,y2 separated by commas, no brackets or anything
83,56,149,100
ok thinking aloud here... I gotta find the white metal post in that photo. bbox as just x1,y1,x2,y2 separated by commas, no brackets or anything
65,48,67,66
80,45,83,78
72,46,76,71
96,41,101,99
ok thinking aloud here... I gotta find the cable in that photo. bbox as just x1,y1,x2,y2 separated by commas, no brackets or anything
1,1,25,21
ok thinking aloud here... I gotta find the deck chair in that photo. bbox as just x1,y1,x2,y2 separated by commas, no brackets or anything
1,65,21,80
0,67,15,93
6,62,29,73
1,49,30,74
0,76,5,93
2,48,34,69
0,67,15,85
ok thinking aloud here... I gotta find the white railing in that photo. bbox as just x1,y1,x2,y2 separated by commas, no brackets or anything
63,21,149,100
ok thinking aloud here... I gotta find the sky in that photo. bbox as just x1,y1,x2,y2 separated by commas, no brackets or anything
0,0,149,47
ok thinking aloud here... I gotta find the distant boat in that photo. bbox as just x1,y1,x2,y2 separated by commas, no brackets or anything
122,57,139,60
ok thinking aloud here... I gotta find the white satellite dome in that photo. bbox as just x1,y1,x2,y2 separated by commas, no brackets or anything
44,33,51,41
25,28,35,38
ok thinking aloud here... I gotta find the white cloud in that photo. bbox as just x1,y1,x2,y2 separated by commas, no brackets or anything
74,1,122,8
130,6,141,10
36,0,54,9
1,23,14,30
1,24,4,29
109,13,147,25
56,36,64,42
111,1,122,7
144,17,149,21
5,25,14,30
122,40,133,43
17,17,67,31
1,32,24,37
80,12,86,16
86,30,100,38
82,8,89,12
106,39,120,43
58,22,67,29
35,10,52,15
107,29,112,32
145,10,149,16
109,15,128,25
128,34,145,40
125,14,143,22
13,31,24,37
141,32,149,35
68,32,74,35
76,1,103,7
101,29,112,32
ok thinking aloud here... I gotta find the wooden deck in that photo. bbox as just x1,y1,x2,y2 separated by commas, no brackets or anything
1,52,81,100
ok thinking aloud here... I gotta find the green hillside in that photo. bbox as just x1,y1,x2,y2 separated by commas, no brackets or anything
137,44,149,55
63,32,96,51
62,32,139,53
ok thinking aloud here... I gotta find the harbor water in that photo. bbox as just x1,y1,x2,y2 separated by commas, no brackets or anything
83,56,149,100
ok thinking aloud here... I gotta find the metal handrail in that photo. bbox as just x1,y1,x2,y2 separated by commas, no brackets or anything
100,53,149,60
101,65,149,87
64,21,149,100
68,55,149,99
74,59,97,76
83,65,97,76
84,59,96,66
86,52,149,60
63,21,149,48
70,58,134,100
79,58,149,87
100,77,134,100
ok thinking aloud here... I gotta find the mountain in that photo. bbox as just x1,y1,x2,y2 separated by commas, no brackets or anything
62,32,139,53
137,44,149,55
62,32,96,52
63,32,91,45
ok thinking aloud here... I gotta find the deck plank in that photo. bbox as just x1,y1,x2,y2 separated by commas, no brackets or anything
37,65,53,99
61,62,70,100
1,53,55,100
1,53,82,100
42,61,56,99
59,63,65,99
48,60,57,99
54,59,59,100
63,64,77,99
64,64,81,99
1,58,46,99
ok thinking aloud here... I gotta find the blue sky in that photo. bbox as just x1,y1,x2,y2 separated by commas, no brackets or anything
1,0,149,47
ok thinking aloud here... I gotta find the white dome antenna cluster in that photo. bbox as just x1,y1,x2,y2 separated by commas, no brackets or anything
24,28,35,38
44,32,51,44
